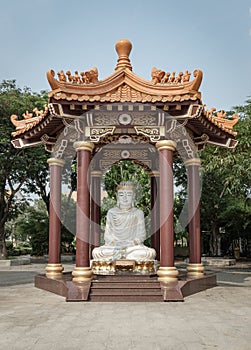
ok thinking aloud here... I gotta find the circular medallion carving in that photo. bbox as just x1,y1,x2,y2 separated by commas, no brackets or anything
121,150,130,159
118,113,132,125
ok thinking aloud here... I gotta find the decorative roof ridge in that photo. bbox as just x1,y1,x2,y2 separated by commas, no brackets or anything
47,66,203,99
47,69,124,96
46,38,203,96
124,68,203,95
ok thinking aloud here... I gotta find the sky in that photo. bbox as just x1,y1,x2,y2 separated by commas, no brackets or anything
0,0,250,111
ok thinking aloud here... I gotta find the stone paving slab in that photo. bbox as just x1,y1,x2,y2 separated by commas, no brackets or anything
0,263,251,350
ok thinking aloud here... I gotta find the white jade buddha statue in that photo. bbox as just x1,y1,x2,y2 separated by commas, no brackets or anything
92,181,156,262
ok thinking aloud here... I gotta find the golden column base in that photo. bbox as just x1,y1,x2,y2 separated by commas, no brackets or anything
187,263,204,277
157,266,179,282
72,267,93,283
45,263,64,279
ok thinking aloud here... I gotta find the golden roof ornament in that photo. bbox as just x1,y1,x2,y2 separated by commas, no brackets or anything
115,39,132,71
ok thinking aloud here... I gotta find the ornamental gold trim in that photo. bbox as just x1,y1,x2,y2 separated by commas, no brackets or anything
149,170,160,177
47,158,65,167
45,263,64,279
186,263,204,276
91,259,156,274
157,266,179,282
72,266,93,282
91,171,103,177
184,158,201,167
156,140,176,152
73,141,94,152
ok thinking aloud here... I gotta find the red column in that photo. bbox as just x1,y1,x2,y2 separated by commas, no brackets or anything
156,140,178,282
72,141,94,283
185,158,204,276
46,158,65,279
90,171,102,255
150,172,160,261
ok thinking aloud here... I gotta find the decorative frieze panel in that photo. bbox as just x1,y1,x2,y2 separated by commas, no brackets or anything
98,159,153,172
91,138,158,172
93,111,159,127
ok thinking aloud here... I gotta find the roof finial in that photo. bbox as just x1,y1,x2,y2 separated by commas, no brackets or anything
115,39,132,71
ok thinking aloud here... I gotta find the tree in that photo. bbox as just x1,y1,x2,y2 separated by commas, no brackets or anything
14,200,49,256
172,103,251,256
14,197,75,256
200,102,251,256
0,80,49,258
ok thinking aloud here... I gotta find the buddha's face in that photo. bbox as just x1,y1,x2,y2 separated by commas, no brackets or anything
117,189,134,209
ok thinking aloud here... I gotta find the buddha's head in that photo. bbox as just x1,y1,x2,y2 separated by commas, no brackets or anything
116,181,135,209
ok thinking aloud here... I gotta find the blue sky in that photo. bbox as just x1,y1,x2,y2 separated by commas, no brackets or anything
0,0,250,111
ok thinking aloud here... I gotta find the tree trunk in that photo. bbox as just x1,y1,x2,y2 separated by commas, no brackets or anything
0,224,7,259
209,221,219,256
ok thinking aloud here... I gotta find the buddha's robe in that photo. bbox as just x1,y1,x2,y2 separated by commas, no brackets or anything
92,206,156,261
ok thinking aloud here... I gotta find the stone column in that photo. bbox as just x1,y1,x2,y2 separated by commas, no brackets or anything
72,141,94,283
185,158,204,276
46,158,65,279
150,171,160,261
156,140,178,282
90,171,102,256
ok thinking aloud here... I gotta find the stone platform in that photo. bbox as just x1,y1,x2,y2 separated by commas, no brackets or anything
201,257,236,266
0,256,31,266
35,270,217,302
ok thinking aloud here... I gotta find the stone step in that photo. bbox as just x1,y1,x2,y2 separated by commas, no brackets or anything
92,274,157,282
89,274,163,301
92,282,161,289
90,288,163,296
89,295,163,302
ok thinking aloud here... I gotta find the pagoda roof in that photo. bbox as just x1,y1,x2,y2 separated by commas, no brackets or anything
46,67,202,104
47,38,202,104
10,39,238,151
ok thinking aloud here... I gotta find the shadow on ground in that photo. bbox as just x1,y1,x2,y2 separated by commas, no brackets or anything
206,266,251,287
0,271,39,286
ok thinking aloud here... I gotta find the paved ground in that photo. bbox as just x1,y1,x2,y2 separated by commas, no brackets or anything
0,262,251,350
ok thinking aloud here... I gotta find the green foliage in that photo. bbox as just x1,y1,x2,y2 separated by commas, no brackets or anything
61,195,76,254
14,201,49,256
199,100,251,255
0,80,49,258
172,100,251,256
6,241,32,257
173,195,189,245
13,197,76,256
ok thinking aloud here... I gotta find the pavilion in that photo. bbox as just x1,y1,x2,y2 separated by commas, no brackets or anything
10,39,238,301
